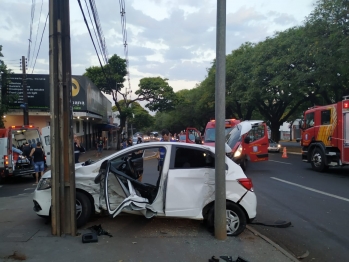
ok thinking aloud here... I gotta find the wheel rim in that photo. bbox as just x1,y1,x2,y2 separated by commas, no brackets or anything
76,199,82,219
312,152,322,168
226,209,240,235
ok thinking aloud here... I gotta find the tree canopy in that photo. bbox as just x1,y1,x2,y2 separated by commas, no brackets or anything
0,45,18,128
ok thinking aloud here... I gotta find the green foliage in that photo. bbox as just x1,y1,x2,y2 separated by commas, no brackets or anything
84,54,127,94
135,77,177,111
0,45,17,128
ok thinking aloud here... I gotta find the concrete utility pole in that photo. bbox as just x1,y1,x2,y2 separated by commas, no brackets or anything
215,0,227,240
21,56,29,125
49,0,76,236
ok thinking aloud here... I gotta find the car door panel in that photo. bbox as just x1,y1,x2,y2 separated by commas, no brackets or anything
165,168,209,217
245,123,269,162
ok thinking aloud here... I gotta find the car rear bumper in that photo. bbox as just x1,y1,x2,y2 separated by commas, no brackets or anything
239,191,257,219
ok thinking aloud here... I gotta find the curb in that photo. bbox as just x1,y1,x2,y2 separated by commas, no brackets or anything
246,225,299,262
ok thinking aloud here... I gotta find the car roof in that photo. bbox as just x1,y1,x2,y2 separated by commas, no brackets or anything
237,120,264,135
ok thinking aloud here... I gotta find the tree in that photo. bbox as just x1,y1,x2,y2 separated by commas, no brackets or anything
127,102,154,132
84,54,176,149
0,45,17,128
304,0,349,103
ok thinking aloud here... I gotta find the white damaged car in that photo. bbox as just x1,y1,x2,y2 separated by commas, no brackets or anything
33,142,257,236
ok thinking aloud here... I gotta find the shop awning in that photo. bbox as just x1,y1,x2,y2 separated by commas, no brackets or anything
95,123,119,130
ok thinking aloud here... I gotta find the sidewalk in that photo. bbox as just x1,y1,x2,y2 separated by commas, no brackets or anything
0,148,300,262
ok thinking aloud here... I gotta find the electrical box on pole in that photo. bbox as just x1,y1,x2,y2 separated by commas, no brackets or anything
49,0,76,236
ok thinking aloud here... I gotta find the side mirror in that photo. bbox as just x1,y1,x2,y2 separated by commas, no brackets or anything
244,136,251,144
298,120,303,130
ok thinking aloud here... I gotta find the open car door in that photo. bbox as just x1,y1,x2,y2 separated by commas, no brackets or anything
186,127,202,144
103,159,157,219
244,121,269,162
41,126,51,166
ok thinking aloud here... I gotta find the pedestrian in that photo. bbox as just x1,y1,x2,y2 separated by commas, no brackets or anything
29,141,45,184
121,138,127,149
155,129,175,172
12,145,23,170
30,139,36,149
96,136,104,157
127,137,133,147
22,141,33,165
137,135,142,144
74,135,85,163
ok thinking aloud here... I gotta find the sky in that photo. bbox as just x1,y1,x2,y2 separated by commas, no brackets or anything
0,0,317,103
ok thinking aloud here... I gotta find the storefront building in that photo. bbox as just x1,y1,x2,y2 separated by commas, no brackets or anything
2,74,117,150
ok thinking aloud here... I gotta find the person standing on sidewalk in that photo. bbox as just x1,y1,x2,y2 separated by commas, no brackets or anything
96,136,104,157
74,135,85,163
29,142,45,184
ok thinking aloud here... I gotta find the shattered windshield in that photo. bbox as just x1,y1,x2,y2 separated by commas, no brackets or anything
225,124,242,148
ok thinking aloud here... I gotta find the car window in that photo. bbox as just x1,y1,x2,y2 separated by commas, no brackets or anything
173,147,214,169
247,124,265,141
109,147,160,185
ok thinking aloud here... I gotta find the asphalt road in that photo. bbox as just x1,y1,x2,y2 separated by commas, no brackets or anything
247,152,349,261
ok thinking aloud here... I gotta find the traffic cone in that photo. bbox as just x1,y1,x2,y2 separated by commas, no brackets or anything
282,147,288,158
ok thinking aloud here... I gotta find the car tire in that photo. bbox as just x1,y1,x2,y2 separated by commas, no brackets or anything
76,191,93,228
207,201,247,236
310,148,327,172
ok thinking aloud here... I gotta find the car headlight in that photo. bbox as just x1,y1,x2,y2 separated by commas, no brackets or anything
277,144,281,148
37,178,52,190
234,145,243,158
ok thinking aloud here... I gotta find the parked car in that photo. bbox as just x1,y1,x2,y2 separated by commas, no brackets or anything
33,142,257,236
268,139,281,152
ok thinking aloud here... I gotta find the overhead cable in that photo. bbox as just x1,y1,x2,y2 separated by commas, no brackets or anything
30,0,44,69
118,0,132,99
31,12,49,73
77,0,112,90
27,0,36,63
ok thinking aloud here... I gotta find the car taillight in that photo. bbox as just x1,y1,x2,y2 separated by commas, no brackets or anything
4,155,8,166
238,178,254,191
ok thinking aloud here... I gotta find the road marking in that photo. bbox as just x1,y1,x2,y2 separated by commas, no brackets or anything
24,188,33,191
271,177,349,202
268,160,291,164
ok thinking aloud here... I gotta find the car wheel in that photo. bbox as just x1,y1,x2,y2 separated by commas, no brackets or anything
207,202,247,236
310,148,327,172
76,191,93,228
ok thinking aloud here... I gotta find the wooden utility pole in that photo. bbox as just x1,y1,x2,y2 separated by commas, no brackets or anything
21,56,29,125
49,0,76,236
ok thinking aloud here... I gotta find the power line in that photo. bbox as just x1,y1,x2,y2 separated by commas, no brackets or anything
30,0,44,69
89,0,109,64
118,0,132,100
77,0,112,90
84,0,104,64
27,0,36,63
31,12,49,73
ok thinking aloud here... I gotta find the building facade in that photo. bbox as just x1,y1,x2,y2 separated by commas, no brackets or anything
2,74,116,150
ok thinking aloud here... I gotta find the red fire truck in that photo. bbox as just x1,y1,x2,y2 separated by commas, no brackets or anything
203,119,241,147
300,96,349,172
0,125,50,180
